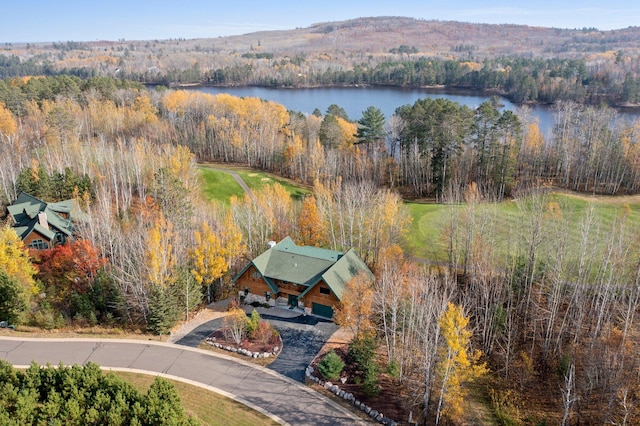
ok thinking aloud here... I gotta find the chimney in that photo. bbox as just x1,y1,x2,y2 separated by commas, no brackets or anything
38,212,49,230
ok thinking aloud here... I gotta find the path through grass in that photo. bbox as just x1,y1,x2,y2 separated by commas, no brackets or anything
199,164,310,203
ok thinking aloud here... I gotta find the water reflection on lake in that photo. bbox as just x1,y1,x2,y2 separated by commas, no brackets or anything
185,85,639,138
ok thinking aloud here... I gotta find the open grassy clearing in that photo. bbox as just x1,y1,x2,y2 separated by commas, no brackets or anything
112,371,279,426
197,163,640,265
403,192,640,262
234,169,310,200
198,164,310,203
198,167,246,204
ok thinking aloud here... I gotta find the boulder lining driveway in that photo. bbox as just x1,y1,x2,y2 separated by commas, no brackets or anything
0,336,365,425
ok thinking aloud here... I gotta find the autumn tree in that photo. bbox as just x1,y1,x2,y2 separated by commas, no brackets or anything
189,221,228,302
223,308,248,345
334,271,375,339
146,215,178,289
434,302,487,424
33,239,108,321
220,211,246,276
297,195,326,247
0,225,37,294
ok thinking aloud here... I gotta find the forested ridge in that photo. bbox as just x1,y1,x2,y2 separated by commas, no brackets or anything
1,69,640,424
2,17,640,106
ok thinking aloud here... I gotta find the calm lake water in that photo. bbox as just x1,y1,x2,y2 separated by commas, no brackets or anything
186,85,640,138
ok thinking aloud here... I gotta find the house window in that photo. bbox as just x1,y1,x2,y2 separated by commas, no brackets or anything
252,271,261,279
55,232,65,245
319,287,331,295
28,239,49,250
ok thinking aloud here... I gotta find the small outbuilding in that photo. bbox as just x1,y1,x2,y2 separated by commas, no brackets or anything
234,237,373,318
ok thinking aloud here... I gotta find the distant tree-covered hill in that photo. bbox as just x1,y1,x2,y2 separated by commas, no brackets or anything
2,17,640,105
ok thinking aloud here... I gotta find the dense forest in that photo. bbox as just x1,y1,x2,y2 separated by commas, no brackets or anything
1,73,640,423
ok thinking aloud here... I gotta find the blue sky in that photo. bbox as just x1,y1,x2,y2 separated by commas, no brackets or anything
2,1,639,43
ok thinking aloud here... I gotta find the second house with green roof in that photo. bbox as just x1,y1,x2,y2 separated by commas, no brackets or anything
234,237,373,319
4,192,81,250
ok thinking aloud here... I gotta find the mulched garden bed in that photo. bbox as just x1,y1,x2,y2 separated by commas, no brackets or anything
310,345,412,424
208,328,279,353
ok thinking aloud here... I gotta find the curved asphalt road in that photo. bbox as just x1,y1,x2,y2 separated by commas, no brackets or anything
175,314,338,383
0,337,365,426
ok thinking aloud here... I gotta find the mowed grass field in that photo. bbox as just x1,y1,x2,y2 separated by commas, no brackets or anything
198,164,310,204
404,192,640,262
198,163,640,263
112,371,279,426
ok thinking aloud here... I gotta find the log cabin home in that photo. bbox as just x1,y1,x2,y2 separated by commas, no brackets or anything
234,237,374,318
4,192,80,250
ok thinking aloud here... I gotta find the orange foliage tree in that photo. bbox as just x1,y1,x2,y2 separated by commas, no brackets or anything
34,239,108,316
297,195,326,247
334,271,375,339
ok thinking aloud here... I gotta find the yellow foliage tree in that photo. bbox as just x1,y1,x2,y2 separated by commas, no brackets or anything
0,225,37,293
0,102,17,137
146,216,177,288
435,302,488,424
167,144,198,192
221,212,246,272
336,116,357,148
255,183,293,242
189,221,228,301
297,195,326,247
524,121,544,153
334,272,375,339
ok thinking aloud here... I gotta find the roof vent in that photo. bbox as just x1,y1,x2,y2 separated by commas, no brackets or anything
267,240,276,249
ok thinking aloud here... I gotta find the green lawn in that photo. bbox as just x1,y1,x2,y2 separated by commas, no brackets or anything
199,167,245,204
234,169,310,200
197,163,640,266
403,201,452,261
403,193,640,263
113,371,279,426
198,165,310,203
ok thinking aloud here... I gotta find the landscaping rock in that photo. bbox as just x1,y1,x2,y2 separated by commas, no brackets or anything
365,406,372,414
370,409,378,418
339,376,347,384
324,382,332,389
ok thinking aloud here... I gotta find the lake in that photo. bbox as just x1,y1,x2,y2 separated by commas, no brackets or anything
185,85,640,138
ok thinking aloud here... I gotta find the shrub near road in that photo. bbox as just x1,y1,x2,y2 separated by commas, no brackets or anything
0,360,198,425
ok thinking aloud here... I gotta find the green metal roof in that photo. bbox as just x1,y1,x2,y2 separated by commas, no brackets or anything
6,192,77,241
321,248,374,300
244,237,373,302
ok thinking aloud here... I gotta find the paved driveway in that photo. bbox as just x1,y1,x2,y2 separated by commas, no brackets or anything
261,315,338,382
0,337,364,426
175,312,338,383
